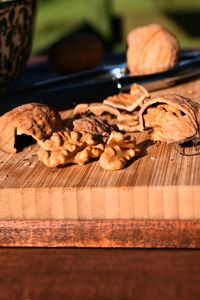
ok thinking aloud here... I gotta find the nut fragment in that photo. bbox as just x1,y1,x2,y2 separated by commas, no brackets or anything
99,131,140,171
0,103,62,153
127,24,180,75
139,94,200,144
103,83,149,112
38,128,104,168
116,112,141,132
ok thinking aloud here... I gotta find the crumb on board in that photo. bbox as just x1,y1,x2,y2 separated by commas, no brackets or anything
0,174,9,181
151,156,157,160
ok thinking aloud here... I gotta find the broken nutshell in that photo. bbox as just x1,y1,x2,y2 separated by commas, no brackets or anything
0,103,62,153
73,116,111,137
139,94,200,144
127,24,180,75
103,83,149,112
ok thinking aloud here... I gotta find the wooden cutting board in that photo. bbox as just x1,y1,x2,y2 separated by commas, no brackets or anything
0,79,199,247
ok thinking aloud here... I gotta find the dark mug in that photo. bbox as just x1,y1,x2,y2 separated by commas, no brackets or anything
0,0,37,91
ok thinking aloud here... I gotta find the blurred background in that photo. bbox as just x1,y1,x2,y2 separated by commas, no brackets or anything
33,0,200,54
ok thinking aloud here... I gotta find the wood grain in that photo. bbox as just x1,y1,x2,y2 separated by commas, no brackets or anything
1,248,200,300
1,220,200,247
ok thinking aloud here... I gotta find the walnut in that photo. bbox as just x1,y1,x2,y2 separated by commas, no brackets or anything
103,83,149,112
49,33,104,74
139,94,200,144
99,131,140,171
0,103,62,153
38,128,104,168
73,117,111,137
127,24,180,75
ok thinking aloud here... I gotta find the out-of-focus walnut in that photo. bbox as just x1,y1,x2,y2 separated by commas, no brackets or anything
49,33,104,74
139,94,200,144
73,117,111,137
99,131,140,171
38,128,105,168
103,83,149,112
127,24,180,75
0,103,62,153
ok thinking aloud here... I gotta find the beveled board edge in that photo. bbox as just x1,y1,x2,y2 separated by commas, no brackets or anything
1,220,200,248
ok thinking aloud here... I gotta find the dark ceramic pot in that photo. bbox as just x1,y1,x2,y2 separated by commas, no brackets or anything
0,0,37,89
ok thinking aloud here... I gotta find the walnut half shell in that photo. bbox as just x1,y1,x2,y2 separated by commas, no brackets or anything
139,94,200,144
0,103,62,153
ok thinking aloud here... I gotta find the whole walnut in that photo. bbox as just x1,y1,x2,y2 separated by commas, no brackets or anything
49,33,104,74
127,24,180,75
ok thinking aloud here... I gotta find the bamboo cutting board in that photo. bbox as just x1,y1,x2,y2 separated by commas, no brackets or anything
0,79,200,247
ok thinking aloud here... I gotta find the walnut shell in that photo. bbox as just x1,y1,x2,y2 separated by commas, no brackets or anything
127,24,180,75
139,94,200,144
73,117,111,137
0,103,62,153
103,83,149,112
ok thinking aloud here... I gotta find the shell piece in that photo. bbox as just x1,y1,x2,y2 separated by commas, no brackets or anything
127,24,180,75
139,94,200,144
116,112,140,132
73,103,120,117
103,83,149,112
0,103,62,153
73,117,111,137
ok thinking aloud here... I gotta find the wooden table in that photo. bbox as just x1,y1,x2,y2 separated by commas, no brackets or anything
1,248,200,300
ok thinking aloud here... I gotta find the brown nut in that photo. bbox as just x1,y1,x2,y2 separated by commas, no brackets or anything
0,103,62,153
127,24,180,75
49,33,104,74
99,131,140,171
139,94,200,144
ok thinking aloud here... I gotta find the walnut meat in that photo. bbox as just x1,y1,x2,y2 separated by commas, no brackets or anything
139,94,200,144
38,128,104,168
99,131,140,171
127,24,180,75
0,103,62,153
